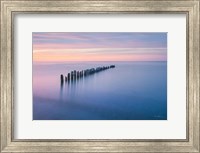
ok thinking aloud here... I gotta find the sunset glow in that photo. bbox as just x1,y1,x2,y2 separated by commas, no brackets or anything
33,32,167,62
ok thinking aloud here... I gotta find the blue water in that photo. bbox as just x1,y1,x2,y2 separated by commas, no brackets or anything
33,61,167,120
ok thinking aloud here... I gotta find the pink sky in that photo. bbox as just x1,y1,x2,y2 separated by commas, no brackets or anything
33,32,167,62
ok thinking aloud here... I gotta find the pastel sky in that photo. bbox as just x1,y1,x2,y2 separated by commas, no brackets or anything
33,32,167,62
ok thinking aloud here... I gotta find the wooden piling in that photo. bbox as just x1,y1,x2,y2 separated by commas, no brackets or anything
74,70,76,80
84,70,87,76
77,71,79,79
62,65,115,83
110,65,115,68
60,74,64,84
68,73,70,81
71,71,74,81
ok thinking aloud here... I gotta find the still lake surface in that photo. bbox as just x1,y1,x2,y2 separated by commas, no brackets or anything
33,61,167,120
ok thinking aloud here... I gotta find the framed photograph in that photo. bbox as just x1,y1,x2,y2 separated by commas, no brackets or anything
0,0,199,152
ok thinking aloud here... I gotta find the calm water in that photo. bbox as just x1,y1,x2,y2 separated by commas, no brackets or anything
33,61,167,120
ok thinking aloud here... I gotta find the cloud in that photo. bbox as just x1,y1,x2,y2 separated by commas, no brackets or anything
33,32,167,49
33,48,167,62
32,32,167,62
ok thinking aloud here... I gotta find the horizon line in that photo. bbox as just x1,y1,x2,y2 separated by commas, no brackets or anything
33,60,167,63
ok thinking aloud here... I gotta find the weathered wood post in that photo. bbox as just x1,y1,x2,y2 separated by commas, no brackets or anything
63,65,115,83
110,65,115,68
67,73,70,81
81,70,84,77
77,71,79,79
84,70,87,76
60,74,64,84
80,71,83,77
74,70,76,80
71,71,74,81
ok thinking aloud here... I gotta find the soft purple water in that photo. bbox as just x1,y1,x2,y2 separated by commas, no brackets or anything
33,61,167,120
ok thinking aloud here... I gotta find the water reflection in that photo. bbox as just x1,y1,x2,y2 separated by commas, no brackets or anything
59,65,115,103
60,65,115,86
61,71,98,104
60,81,64,102
33,62,167,120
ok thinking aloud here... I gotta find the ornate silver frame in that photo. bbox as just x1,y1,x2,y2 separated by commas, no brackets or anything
0,0,199,152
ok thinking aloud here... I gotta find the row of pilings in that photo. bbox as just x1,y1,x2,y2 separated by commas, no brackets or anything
60,65,115,84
